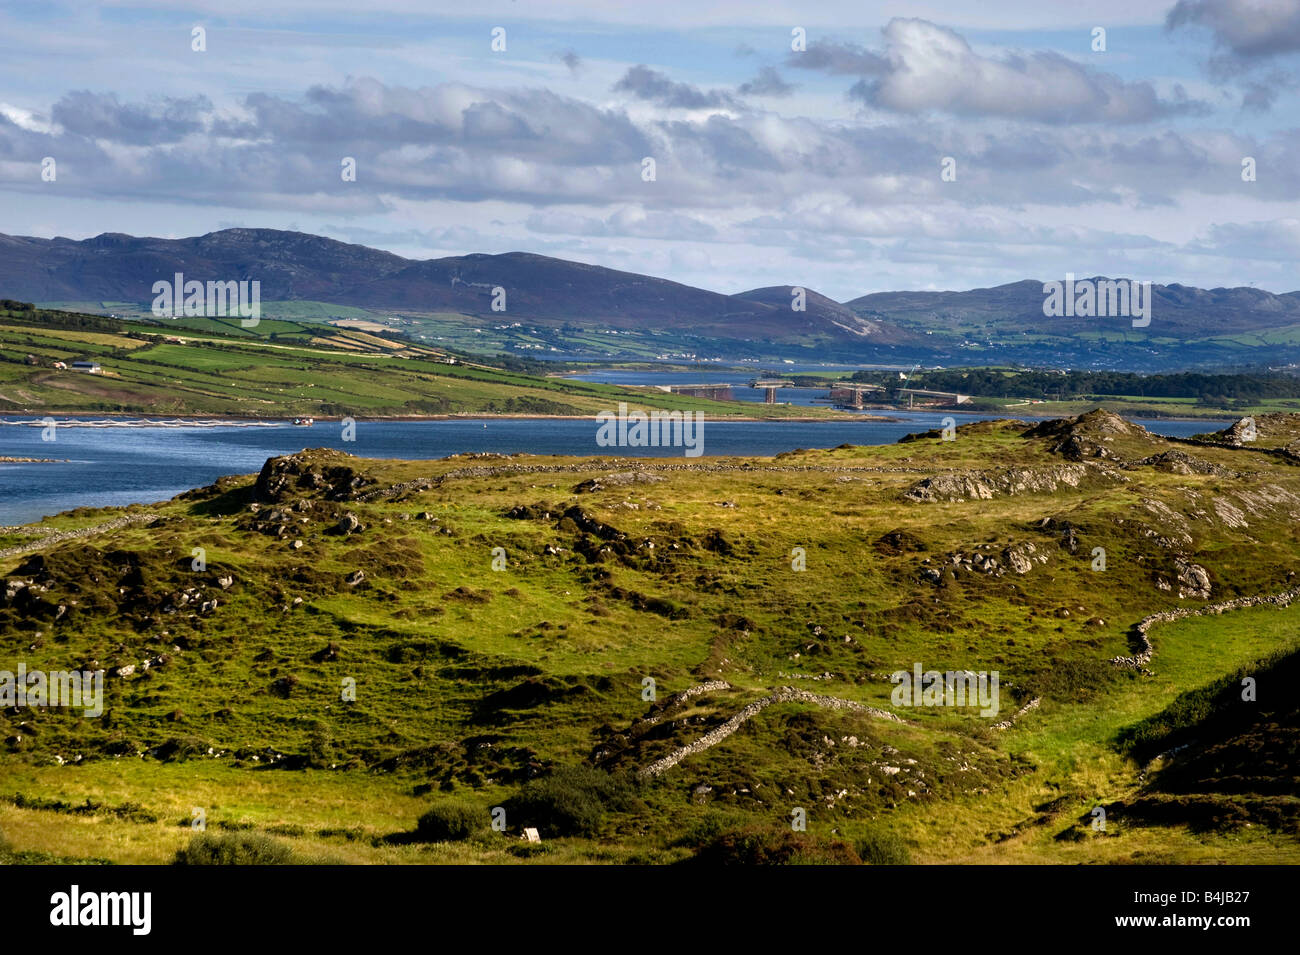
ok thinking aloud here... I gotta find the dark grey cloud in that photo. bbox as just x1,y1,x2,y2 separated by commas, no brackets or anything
260,80,651,167
1167,0,1300,61
561,50,582,73
738,66,794,97
658,114,784,174
612,65,738,109
787,40,888,75
1240,72,1290,111
50,91,212,144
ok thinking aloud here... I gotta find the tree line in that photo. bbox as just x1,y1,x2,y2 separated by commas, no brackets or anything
849,367,1300,402
0,300,125,334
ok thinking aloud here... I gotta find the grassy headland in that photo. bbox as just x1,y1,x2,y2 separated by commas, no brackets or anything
1,410,1297,863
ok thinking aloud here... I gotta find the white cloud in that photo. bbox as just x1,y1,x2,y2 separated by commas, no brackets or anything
0,102,58,134
844,19,1207,122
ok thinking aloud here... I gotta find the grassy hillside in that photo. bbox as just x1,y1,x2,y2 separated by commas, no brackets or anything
0,303,827,419
1,410,1298,864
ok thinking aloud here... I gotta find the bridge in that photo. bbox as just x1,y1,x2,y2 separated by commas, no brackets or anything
655,383,734,401
748,379,795,404
828,382,885,410
896,388,970,407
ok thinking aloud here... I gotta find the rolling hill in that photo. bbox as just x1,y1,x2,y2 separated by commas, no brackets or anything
848,279,1300,340
6,228,1300,368
0,230,918,350
2,410,1299,864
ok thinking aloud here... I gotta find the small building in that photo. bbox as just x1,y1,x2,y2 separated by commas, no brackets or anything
52,361,67,370
71,361,101,374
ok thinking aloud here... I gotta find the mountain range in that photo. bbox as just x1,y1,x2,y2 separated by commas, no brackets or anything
4,228,1300,368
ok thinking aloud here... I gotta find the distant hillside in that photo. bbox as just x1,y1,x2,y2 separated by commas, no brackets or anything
0,229,408,303
7,228,1300,368
731,285,894,340
848,279,1300,340
0,230,918,349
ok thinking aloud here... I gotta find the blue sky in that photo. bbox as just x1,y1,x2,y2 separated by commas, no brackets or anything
2,0,1299,298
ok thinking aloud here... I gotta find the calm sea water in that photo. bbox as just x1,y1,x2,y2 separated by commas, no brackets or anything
0,412,1224,525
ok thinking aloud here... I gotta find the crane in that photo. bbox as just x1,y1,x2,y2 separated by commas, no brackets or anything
899,363,921,408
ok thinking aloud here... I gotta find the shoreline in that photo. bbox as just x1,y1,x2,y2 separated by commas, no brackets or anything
0,410,905,426
0,409,1227,426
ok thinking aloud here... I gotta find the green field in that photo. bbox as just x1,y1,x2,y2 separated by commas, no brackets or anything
0,305,833,420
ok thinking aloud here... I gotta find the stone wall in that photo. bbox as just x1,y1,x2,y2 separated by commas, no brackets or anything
638,686,903,779
1111,586,1300,671
0,513,155,563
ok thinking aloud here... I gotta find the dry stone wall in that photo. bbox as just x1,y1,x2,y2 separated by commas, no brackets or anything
0,513,155,562
638,686,903,779
1111,586,1300,670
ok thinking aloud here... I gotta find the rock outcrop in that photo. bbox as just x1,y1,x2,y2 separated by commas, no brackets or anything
904,464,1109,502
254,450,375,503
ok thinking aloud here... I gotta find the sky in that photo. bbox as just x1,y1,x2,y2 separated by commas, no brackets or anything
2,0,1300,299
